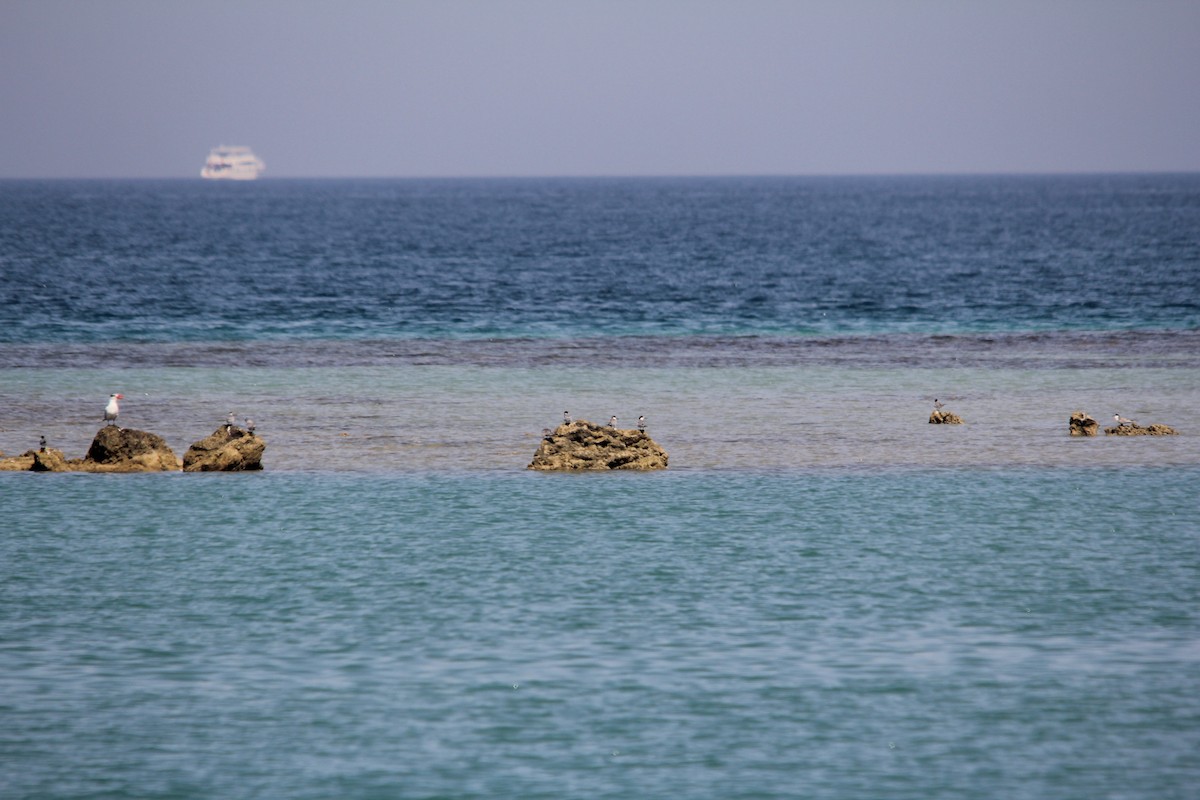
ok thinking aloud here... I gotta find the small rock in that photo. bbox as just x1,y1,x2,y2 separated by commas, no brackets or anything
31,448,69,472
1069,411,1099,437
929,410,963,425
529,420,668,471
184,425,266,472
1104,422,1178,436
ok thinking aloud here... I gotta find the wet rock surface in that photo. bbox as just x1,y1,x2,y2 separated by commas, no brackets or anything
529,420,668,471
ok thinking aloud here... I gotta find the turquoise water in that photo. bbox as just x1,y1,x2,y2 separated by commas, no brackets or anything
2,470,1197,799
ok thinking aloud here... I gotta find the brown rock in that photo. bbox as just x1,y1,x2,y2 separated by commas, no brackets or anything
0,450,37,471
529,420,668,471
79,426,181,472
929,410,964,425
1104,422,1178,436
1069,411,1099,437
183,425,266,472
31,448,69,472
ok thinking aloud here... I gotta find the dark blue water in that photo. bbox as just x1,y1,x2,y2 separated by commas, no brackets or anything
2,175,1198,344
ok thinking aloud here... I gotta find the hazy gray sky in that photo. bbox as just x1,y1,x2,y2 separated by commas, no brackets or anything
2,0,1198,178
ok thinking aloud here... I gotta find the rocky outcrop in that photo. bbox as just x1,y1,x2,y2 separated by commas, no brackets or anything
1104,422,1178,436
0,450,37,471
1069,411,1099,437
183,425,265,472
76,426,181,472
529,420,668,471
30,448,69,472
929,410,963,425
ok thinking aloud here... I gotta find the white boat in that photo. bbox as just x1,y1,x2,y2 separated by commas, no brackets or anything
200,146,265,180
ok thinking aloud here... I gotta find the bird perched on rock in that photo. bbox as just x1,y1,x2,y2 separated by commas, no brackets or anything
1113,413,1137,427
104,393,123,426
933,398,945,411
226,411,236,429
542,427,553,440
563,411,571,425
637,415,646,432
609,416,618,428
39,435,46,451
246,418,255,435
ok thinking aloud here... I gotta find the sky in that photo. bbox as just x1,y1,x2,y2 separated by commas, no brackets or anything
2,0,1198,178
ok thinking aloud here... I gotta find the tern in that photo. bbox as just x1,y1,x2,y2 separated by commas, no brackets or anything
104,393,123,426
1113,413,1137,427
637,415,646,432
933,398,945,411
246,418,256,435
39,435,47,451
563,411,571,425
226,411,236,429
609,416,618,428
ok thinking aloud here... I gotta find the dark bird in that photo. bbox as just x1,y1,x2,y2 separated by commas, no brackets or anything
104,393,123,426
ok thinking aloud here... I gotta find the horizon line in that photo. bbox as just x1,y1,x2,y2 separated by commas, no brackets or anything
2,169,1199,182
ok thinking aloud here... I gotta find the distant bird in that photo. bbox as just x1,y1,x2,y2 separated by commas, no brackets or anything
1113,413,1137,427
39,434,47,451
563,411,571,425
609,415,618,428
637,415,646,432
933,398,945,411
246,418,256,435
104,393,123,426
542,427,553,440
226,411,236,429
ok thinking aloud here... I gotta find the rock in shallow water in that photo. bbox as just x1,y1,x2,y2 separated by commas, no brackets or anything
183,425,266,471
75,427,181,472
929,410,964,425
1104,422,1178,436
1069,411,1099,437
529,420,668,471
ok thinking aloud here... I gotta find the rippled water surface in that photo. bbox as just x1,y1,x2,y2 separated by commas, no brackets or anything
2,176,1198,798
3,470,1199,799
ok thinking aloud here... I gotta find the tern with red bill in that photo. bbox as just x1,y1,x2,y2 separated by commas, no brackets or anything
104,393,123,426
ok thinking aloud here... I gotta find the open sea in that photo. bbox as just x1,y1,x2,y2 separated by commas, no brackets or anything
2,175,1199,799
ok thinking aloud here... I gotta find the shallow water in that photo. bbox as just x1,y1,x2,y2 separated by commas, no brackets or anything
2,469,1198,799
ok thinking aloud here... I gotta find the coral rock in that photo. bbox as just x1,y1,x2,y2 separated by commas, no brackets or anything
929,410,964,425
1069,411,1099,437
529,420,668,471
1104,423,1177,436
183,426,266,472
31,448,69,472
0,450,37,471
80,427,181,472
